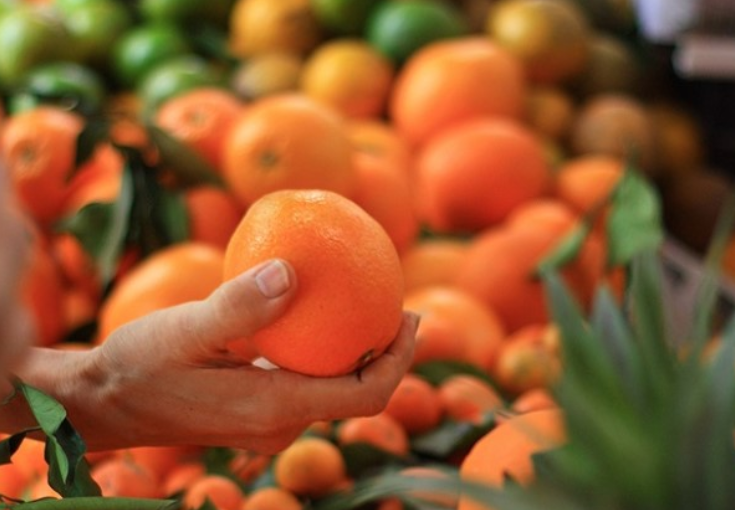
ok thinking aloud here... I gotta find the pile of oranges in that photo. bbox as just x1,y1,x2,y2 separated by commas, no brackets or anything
0,0,724,508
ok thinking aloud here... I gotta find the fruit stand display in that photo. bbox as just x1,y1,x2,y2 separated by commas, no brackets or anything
0,0,734,509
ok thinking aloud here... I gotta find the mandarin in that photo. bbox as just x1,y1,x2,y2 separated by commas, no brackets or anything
384,373,444,435
273,436,347,498
337,413,410,457
389,37,526,148
223,189,403,376
222,94,357,208
400,237,469,293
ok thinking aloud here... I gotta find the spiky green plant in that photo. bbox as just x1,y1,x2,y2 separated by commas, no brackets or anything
317,168,735,510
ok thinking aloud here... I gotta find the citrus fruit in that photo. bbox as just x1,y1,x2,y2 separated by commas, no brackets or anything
389,37,526,148
111,23,191,89
486,0,591,85
414,118,551,233
9,61,106,116
223,189,404,377
337,413,410,457
569,33,642,98
312,0,379,36
273,436,347,498
0,6,72,87
242,487,303,510
183,475,244,510
62,0,133,66
300,38,395,119
96,242,225,342
222,94,357,208
137,55,225,118
384,373,444,435
366,0,468,65
230,51,303,101
458,408,565,510
228,0,322,58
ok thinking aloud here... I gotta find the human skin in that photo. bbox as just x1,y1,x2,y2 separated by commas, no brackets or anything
0,171,418,453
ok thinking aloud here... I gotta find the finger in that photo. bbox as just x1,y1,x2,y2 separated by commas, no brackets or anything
140,258,298,357
286,311,419,422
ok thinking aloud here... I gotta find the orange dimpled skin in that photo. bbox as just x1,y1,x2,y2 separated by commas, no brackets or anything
223,189,404,377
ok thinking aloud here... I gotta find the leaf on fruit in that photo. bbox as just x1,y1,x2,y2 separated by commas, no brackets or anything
0,430,26,466
605,165,664,269
410,415,495,461
146,124,224,189
536,220,593,277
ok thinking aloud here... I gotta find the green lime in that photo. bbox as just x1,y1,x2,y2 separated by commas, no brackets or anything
111,23,191,89
0,6,73,87
63,0,133,66
311,0,381,36
366,0,468,65
8,61,106,115
138,0,234,26
137,55,225,118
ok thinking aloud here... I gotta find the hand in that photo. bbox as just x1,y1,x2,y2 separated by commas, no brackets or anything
43,259,417,453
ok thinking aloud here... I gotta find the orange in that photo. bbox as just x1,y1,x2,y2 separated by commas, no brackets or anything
346,118,414,176
223,189,404,377
273,436,347,498
454,217,603,333
1,106,84,225
183,475,245,510
570,93,655,176
384,373,444,435
398,466,460,508
437,374,505,424
21,237,66,347
163,462,206,496
117,445,200,483
222,94,357,208
524,86,576,141
50,233,100,301
60,142,124,217
96,242,225,343
649,103,705,180
493,323,562,396
242,486,303,510
228,450,271,484
403,286,506,371
352,151,419,255
389,37,526,148
458,408,565,510
230,51,303,101
154,87,245,173
553,155,624,216
400,237,470,293
184,186,245,251
414,118,550,233
300,39,394,119
228,0,322,58
486,0,591,85
337,412,410,457
0,462,29,499
511,388,558,414
90,457,162,498
8,438,47,481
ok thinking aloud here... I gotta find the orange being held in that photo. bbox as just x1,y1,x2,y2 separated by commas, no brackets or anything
352,150,419,255
222,93,357,208
183,185,245,251
383,373,444,435
389,37,526,148
273,436,347,499
300,38,395,119
1,106,84,225
337,412,410,457
223,189,404,376
154,87,245,173
403,285,507,372
458,408,565,510
400,237,470,293
96,242,225,343
414,118,551,234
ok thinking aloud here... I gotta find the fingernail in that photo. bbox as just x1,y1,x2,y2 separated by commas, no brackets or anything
407,311,421,333
255,259,291,298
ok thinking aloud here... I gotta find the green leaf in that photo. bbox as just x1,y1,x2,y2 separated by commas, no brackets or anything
410,416,495,461
156,190,190,245
10,496,180,509
605,166,664,268
74,118,110,169
340,442,408,479
195,500,218,510
20,385,66,436
0,431,27,465
146,124,224,189
536,221,593,276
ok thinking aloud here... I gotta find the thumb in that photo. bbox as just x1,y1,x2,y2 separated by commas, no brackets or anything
151,258,297,357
